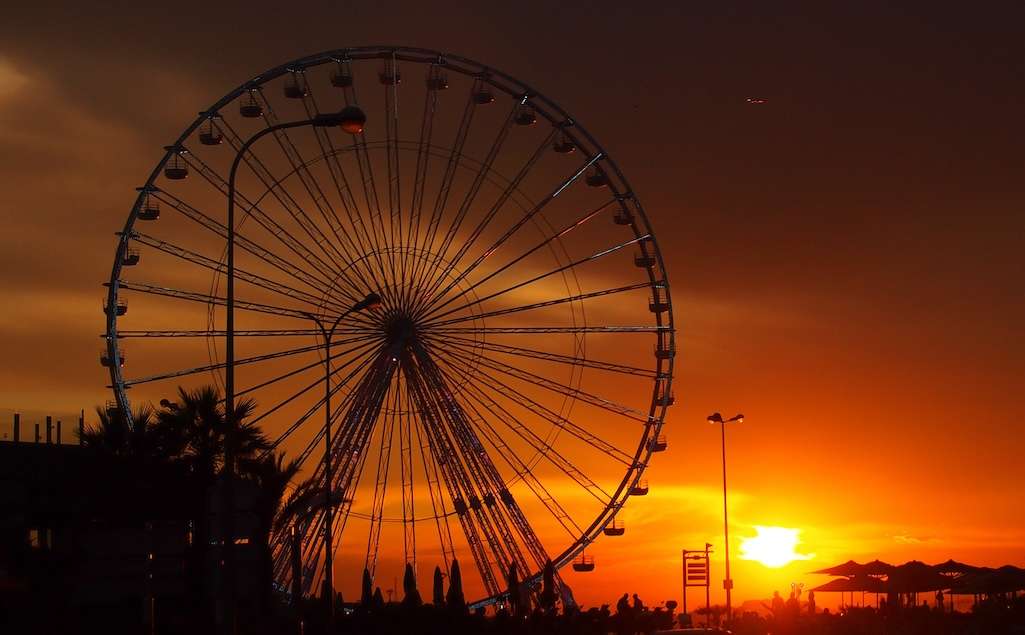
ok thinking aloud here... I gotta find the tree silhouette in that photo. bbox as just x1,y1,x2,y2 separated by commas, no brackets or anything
433,565,445,607
403,562,422,607
446,558,466,612
507,561,521,615
540,559,557,614
81,385,299,627
360,568,374,607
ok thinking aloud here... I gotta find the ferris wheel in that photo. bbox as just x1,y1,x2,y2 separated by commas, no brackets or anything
103,46,676,605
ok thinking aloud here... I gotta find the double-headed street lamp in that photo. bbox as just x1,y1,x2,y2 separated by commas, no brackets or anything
221,104,367,633
707,411,744,623
302,292,381,624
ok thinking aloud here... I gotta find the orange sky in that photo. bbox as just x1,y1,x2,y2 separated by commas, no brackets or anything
1,1,1023,610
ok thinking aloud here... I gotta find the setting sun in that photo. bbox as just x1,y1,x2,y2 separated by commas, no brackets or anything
739,526,815,568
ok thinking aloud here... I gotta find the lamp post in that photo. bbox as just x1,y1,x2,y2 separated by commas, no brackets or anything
222,104,366,634
301,292,381,626
707,411,744,624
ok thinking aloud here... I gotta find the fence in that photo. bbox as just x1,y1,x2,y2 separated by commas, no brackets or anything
0,408,89,445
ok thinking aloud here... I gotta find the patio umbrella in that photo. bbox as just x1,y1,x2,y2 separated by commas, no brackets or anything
862,559,894,576
950,566,1025,595
933,559,980,575
886,561,950,593
810,575,887,593
810,560,864,576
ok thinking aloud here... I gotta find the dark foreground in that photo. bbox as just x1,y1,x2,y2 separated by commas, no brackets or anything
4,595,1025,635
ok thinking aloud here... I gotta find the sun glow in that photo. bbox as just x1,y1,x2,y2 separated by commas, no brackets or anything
739,526,815,568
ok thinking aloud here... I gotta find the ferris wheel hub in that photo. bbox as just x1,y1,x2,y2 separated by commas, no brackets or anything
383,313,417,349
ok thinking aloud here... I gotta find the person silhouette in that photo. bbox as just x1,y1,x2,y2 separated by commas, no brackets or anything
616,593,630,615
632,593,645,611
786,591,799,619
771,590,785,617
807,590,816,615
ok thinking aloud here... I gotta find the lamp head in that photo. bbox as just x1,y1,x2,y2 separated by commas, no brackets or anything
354,292,382,312
728,413,745,423
707,412,723,424
312,105,367,134
337,105,367,134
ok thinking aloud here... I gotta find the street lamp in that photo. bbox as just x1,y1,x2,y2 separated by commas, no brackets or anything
302,291,381,625
707,411,744,623
222,103,366,633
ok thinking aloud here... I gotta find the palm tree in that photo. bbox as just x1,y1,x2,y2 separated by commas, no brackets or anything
83,385,301,621
80,404,158,459
243,452,300,612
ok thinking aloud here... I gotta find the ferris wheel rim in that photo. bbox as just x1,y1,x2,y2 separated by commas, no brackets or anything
103,45,676,606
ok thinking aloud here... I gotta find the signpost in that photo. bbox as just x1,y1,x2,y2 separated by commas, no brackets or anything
682,544,713,619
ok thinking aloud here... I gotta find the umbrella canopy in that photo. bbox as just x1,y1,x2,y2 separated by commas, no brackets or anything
810,560,864,576
810,575,887,593
933,559,980,575
862,559,894,576
950,566,1025,595
886,561,950,593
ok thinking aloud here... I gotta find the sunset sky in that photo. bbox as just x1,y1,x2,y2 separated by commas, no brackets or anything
1,1,1023,609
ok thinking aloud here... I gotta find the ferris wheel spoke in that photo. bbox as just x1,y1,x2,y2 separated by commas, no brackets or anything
234,336,383,401
426,344,619,501
437,335,656,378
128,230,354,315
181,147,354,285
407,101,535,318
150,189,344,298
343,74,400,302
364,375,399,576
408,379,457,570
415,347,549,573
298,92,395,304
427,234,650,324
428,344,633,465
396,374,417,566
414,153,604,320
114,328,375,337
296,88,402,307
382,55,402,269
115,280,331,321
440,339,647,422
223,108,383,299
403,357,504,595
431,325,668,335
430,357,586,538
429,354,613,505
121,339,330,387
286,357,389,596
248,87,368,276
400,70,441,313
428,281,651,328
332,59,391,280
417,196,618,322
405,90,482,311
250,340,384,432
